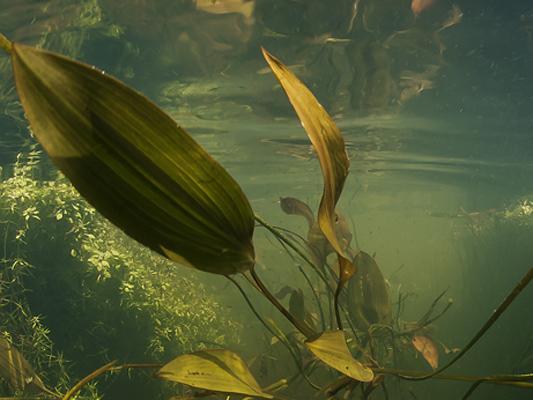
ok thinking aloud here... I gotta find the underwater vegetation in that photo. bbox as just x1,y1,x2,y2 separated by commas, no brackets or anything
0,12,532,400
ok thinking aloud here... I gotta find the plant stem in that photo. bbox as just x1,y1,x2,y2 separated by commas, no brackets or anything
376,368,533,389
249,266,316,339
62,360,117,400
255,214,330,286
0,33,12,53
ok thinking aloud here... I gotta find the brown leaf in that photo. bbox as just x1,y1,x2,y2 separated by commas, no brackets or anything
262,48,349,260
412,335,439,370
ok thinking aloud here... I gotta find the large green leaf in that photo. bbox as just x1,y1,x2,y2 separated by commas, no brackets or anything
156,349,273,399
3,37,254,275
305,330,374,382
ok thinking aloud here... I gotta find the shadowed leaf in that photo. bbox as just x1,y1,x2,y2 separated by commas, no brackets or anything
5,39,254,275
0,338,50,394
156,349,272,398
347,251,392,330
305,330,374,382
279,197,315,228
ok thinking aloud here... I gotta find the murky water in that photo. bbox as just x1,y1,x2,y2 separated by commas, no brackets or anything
0,1,532,399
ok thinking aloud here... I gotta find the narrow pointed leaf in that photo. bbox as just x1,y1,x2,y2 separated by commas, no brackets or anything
0,338,50,394
262,48,355,301
305,330,374,382
7,40,254,275
262,48,349,259
156,349,272,399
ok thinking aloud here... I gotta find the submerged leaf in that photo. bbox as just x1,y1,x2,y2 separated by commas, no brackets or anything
305,330,374,382
262,48,349,259
279,197,315,228
262,48,355,298
347,251,392,330
7,40,254,275
156,349,272,399
412,335,439,370
0,338,49,394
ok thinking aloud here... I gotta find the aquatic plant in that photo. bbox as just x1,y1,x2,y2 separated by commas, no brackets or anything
0,151,240,399
0,31,532,400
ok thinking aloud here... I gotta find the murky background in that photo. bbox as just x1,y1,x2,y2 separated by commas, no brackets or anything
0,0,532,399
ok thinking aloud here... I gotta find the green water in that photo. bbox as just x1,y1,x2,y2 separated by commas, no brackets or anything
0,1,532,399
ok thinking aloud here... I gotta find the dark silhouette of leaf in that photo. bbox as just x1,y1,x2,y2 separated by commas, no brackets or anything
347,252,392,329
279,197,315,228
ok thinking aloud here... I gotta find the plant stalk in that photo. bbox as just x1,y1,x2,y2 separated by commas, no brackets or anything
249,266,316,339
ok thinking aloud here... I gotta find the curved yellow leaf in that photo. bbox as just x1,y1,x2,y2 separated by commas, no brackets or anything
262,48,349,259
156,349,272,399
305,330,374,382
6,39,254,275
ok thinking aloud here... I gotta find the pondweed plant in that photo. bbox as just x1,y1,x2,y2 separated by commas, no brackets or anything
0,32,532,399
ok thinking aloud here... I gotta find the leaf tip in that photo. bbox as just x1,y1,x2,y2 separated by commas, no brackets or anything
0,33,13,54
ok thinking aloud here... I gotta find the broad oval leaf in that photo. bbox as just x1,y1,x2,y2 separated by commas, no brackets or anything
262,48,349,259
305,330,374,382
7,40,254,275
156,349,273,399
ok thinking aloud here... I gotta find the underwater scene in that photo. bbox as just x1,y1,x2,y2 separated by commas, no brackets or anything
0,0,532,399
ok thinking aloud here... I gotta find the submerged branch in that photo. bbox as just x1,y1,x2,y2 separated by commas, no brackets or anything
62,360,117,400
398,267,533,381
377,368,533,389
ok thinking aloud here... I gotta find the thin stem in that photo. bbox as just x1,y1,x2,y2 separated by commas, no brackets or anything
254,214,330,286
461,381,483,400
376,368,533,389
398,267,533,381
227,276,321,390
297,263,326,331
62,360,117,400
0,33,12,53
334,283,343,330
249,266,316,339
